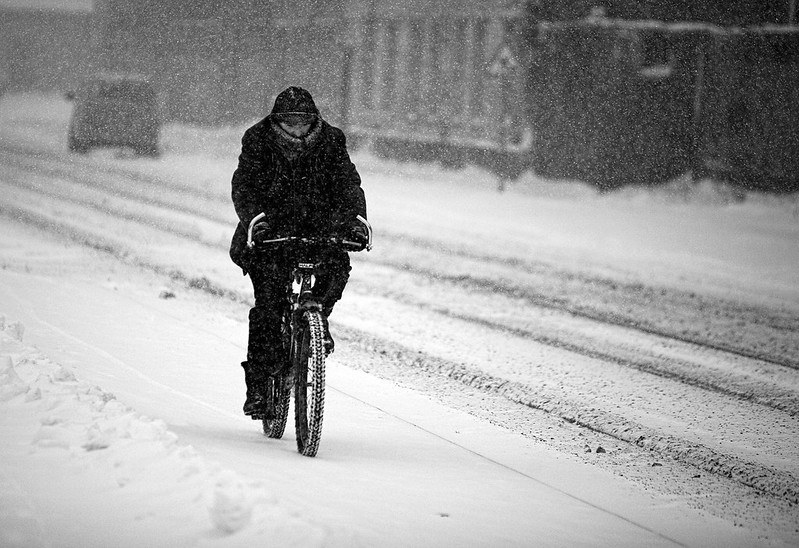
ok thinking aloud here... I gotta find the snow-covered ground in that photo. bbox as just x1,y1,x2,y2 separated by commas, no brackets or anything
0,92,798,546
0,223,780,548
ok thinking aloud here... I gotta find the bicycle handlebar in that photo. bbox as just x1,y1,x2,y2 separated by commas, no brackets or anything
252,234,365,252
246,212,373,252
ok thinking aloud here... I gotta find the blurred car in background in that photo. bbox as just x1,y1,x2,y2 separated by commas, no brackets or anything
66,73,160,156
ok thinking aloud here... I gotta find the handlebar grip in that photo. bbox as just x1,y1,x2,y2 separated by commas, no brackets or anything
246,213,267,248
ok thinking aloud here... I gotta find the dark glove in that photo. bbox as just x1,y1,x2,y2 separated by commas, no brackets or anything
251,221,273,244
347,221,369,247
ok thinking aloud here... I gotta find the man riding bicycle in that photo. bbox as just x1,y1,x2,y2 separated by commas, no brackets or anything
229,86,368,418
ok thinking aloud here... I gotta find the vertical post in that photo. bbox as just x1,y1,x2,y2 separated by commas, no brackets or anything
340,45,352,131
336,17,358,132
691,42,706,182
489,42,519,192
219,18,239,124
498,72,511,192
789,0,797,24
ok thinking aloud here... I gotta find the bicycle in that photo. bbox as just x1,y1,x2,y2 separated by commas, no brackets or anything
246,213,372,457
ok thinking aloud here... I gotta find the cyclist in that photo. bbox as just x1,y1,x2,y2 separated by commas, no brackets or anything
229,86,368,418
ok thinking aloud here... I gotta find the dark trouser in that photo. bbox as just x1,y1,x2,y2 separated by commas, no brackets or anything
246,249,350,377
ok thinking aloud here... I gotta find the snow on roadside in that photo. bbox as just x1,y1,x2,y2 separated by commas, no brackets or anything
0,315,352,548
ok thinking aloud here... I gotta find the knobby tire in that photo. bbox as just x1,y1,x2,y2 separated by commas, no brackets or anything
294,310,326,457
262,373,291,439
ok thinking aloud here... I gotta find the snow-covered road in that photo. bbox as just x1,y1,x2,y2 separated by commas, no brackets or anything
0,221,769,547
1,92,798,546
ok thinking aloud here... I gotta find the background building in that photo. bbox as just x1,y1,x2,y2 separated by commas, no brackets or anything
1,0,795,190
0,0,95,93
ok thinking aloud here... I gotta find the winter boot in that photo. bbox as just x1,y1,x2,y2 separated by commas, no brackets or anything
241,361,272,419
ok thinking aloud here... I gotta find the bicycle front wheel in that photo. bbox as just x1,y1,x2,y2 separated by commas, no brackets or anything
294,310,326,457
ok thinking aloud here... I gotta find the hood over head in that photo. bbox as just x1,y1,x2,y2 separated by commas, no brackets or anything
270,86,319,125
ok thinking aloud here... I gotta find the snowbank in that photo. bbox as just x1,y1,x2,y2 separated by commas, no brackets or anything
0,315,349,548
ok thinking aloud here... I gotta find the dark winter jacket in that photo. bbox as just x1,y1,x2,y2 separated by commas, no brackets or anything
229,115,366,273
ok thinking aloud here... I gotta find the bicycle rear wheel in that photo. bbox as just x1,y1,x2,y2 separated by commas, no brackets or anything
294,310,326,457
262,373,291,438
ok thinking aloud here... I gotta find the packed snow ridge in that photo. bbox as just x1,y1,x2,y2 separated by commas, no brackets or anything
0,315,350,547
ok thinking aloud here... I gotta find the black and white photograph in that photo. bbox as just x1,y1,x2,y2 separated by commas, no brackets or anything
0,1,797,546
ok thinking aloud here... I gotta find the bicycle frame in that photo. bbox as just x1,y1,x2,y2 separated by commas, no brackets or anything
256,244,330,455
246,214,372,456
286,255,323,360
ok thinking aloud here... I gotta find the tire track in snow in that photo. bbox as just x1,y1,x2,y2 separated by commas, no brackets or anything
3,145,799,505
356,281,799,417
377,233,799,371
0,200,241,303
2,143,796,370
329,384,688,547
0,164,223,246
3,203,798,507
0,144,228,214
337,328,799,505
3,183,795,420
0,275,243,422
